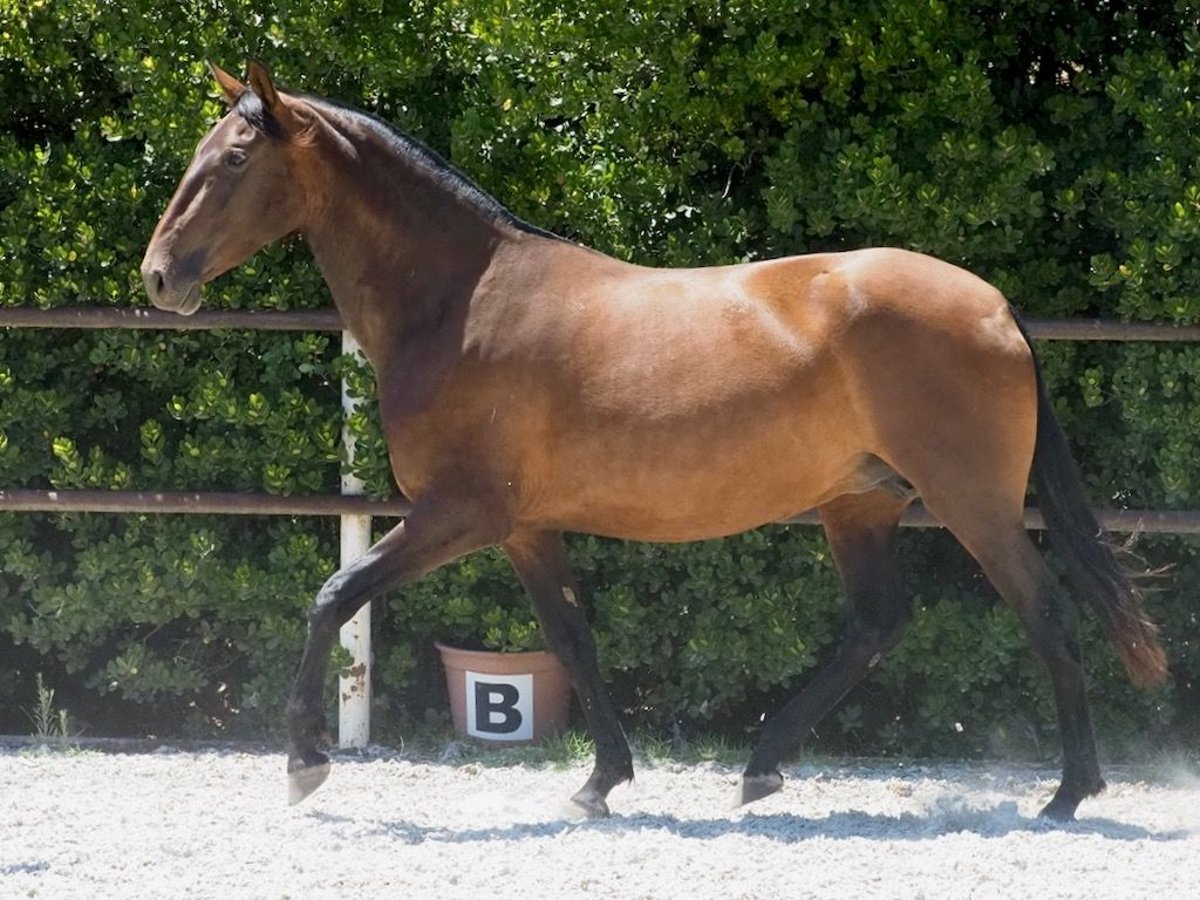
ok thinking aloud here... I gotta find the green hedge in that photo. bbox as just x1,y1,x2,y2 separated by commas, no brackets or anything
1,1,1198,756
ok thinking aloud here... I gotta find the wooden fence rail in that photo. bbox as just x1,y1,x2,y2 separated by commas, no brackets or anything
2,488,1200,533
4,307,1200,342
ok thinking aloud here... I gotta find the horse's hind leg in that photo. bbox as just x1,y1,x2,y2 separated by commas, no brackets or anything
740,489,911,805
504,529,633,817
934,511,1104,819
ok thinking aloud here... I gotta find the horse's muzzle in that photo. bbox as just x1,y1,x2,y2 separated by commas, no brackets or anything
141,256,203,315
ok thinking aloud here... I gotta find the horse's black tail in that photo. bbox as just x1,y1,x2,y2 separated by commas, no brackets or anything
1012,312,1167,687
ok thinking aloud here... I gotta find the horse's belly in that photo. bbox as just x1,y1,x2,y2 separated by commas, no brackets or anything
551,494,813,543
531,415,857,542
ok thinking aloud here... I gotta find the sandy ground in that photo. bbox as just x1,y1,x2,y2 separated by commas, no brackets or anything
1,743,1198,899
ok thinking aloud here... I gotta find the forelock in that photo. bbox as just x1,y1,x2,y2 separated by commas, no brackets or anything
234,90,283,139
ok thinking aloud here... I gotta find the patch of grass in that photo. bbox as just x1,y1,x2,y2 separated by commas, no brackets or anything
365,716,891,776
435,729,597,769
632,730,749,767
26,674,75,744
539,729,596,767
367,717,596,768
372,724,754,772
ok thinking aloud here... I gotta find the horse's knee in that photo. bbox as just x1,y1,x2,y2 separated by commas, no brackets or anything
306,570,355,631
306,597,332,631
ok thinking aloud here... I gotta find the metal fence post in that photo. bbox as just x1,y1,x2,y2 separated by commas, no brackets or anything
338,332,372,748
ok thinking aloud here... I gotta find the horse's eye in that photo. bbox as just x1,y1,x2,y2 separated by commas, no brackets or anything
224,148,248,169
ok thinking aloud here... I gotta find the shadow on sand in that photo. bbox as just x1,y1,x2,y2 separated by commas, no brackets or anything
306,800,1191,847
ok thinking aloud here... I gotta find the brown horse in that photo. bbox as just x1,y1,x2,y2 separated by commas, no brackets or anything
142,61,1166,821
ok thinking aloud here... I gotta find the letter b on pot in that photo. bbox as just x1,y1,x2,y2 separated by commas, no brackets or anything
466,672,533,741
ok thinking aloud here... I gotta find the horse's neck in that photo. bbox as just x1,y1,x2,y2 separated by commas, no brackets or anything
302,129,504,373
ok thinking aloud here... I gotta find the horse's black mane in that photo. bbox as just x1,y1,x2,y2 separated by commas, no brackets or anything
235,88,563,242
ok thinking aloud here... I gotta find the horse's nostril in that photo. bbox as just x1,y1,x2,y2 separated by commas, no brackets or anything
142,266,166,303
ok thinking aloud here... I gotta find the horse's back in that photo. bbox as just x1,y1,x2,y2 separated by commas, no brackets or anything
565,246,1025,371
743,247,1017,347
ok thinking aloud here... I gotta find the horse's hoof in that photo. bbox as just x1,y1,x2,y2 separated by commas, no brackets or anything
1037,795,1079,822
287,758,331,806
569,789,611,819
736,771,784,808
1038,775,1102,822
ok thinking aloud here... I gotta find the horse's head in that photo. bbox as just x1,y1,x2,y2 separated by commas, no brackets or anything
141,61,310,314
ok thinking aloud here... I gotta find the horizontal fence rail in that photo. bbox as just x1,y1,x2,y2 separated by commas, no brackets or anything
0,306,343,331
3,306,1200,532
1024,319,1200,342
4,306,1200,341
2,489,1198,534
0,489,410,517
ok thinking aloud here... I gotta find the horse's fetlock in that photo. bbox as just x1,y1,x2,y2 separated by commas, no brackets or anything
287,696,326,734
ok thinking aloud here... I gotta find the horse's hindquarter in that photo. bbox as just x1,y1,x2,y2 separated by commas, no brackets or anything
822,249,1038,497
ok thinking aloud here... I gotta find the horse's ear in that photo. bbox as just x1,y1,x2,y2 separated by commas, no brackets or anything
246,58,279,111
208,61,245,106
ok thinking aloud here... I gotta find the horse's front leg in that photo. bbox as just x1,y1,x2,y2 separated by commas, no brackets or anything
504,529,633,817
287,494,508,804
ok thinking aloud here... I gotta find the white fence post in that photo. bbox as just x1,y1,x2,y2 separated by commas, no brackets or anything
338,331,372,748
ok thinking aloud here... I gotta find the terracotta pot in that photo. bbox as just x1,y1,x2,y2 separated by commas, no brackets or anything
434,642,572,745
